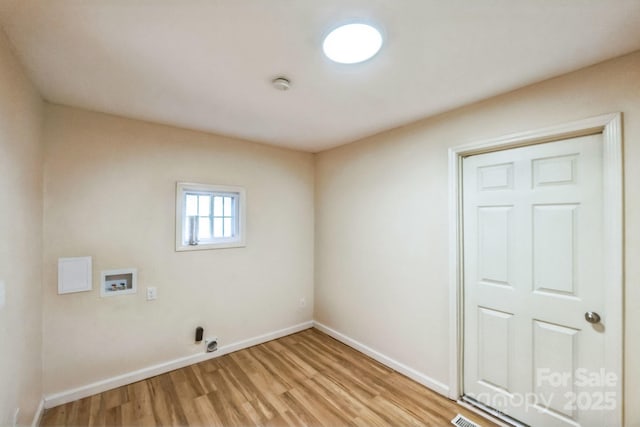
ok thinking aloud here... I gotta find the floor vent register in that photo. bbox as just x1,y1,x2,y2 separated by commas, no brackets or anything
451,414,481,427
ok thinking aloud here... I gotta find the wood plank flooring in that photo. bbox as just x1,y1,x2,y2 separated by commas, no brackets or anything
41,328,495,426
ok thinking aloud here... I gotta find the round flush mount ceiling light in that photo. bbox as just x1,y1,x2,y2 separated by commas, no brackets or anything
322,23,383,64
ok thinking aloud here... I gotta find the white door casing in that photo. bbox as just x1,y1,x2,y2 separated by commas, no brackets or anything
448,113,623,426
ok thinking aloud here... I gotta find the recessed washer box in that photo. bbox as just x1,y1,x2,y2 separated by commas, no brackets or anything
101,268,137,297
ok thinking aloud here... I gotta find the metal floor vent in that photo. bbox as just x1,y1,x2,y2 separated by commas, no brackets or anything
451,414,481,427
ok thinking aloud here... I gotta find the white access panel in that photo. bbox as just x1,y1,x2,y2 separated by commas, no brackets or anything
58,256,92,294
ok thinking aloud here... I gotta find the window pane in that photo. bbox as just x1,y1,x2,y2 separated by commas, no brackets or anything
185,194,198,216
223,218,232,237
183,216,191,243
213,196,223,216
198,195,210,216
198,217,211,240
185,216,198,244
224,197,233,216
213,218,223,237
178,184,245,250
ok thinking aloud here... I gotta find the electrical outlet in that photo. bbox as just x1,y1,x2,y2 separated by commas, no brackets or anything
146,287,157,301
12,408,19,427
299,297,306,308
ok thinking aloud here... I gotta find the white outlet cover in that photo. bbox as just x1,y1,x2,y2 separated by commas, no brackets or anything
146,287,157,300
0,280,5,308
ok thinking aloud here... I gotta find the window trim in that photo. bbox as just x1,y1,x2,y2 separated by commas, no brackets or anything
175,182,246,251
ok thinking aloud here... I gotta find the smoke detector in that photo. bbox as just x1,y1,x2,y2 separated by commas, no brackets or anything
272,77,291,91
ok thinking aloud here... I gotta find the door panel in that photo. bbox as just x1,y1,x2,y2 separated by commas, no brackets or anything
533,320,578,418
532,154,577,187
463,134,611,427
532,204,577,295
478,206,513,286
478,307,514,393
478,163,514,190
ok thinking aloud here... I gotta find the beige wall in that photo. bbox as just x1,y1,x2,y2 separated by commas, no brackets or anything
42,105,315,394
315,51,640,425
0,29,44,425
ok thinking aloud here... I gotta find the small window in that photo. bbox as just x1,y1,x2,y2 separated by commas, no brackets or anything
176,182,246,251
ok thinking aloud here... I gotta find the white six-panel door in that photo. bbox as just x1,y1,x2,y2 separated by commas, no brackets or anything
462,134,615,426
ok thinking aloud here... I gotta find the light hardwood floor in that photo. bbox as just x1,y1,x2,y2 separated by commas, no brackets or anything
41,328,495,426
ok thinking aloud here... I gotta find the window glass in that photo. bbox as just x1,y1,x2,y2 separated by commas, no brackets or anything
177,183,245,251
198,195,210,216
198,217,210,239
213,217,223,237
185,194,198,216
224,197,233,216
213,196,223,216
223,218,232,237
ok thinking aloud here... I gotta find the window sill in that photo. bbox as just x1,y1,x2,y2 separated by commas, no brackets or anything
175,240,246,252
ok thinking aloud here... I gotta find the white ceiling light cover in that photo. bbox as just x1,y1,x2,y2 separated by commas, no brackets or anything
323,23,383,64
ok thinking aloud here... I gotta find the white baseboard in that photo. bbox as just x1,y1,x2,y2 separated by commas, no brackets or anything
31,399,45,427
43,320,313,409
313,321,450,397
43,320,451,410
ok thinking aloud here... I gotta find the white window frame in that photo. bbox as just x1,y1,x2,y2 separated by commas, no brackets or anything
175,182,246,251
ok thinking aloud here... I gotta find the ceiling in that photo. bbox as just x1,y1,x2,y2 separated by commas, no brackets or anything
1,1,639,152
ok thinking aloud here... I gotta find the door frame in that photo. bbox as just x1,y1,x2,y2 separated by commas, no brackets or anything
447,113,624,424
